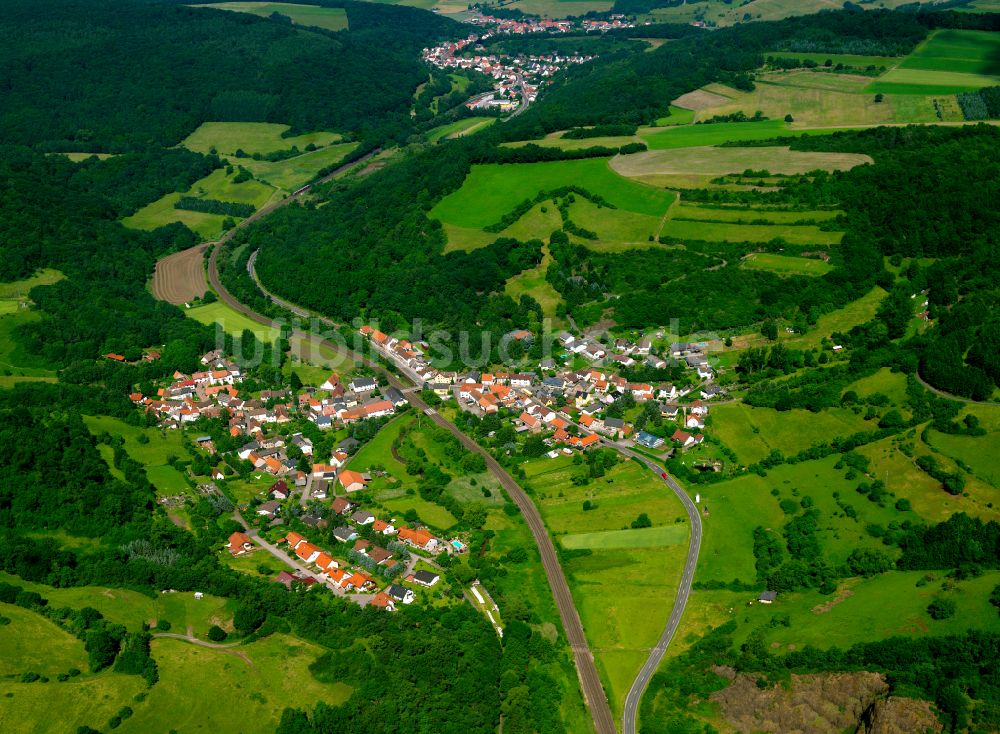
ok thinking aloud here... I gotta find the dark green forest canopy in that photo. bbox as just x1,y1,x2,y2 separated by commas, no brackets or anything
0,0,460,150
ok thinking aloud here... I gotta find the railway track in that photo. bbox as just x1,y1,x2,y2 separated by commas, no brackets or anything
203,206,618,734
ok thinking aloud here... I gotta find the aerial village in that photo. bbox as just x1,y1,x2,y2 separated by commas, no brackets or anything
422,35,593,111
131,321,723,613
359,325,725,455
465,11,636,35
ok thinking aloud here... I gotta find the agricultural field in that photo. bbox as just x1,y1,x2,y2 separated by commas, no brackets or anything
57,152,116,162
196,2,349,30
611,145,872,179
182,122,342,157
654,104,697,126
690,74,954,126
524,453,689,715
740,252,834,277
123,168,280,240
83,415,191,497
184,300,281,341
506,0,613,18
427,117,495,143
431,157,675,229
648,0,944,26
151,244,208,305
868,30,1000,95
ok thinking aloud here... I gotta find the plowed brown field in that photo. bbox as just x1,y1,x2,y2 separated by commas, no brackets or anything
152,243,209,304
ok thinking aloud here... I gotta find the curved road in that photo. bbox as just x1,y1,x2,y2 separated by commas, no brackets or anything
206,236,618,734
611,442,702,734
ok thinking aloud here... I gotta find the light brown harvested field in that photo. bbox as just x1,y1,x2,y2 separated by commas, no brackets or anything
152,243,209,305
671,88,732,110
610,146,872,178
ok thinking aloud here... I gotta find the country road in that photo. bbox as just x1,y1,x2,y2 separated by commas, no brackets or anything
611,441,702,734
205,231,618,733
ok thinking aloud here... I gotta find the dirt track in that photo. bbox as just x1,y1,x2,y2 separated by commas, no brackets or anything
151,243,209,304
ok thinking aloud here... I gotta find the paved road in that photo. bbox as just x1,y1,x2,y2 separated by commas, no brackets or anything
207,237,617,734
609,441,702,734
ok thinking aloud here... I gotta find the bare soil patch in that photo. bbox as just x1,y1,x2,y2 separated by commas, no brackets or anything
672,89,732,110
611,146,873,178
152,243,209,305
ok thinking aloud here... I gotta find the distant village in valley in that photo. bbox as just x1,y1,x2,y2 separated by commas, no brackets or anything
423,36,593,111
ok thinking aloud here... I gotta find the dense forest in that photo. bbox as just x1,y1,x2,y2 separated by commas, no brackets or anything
0,0,459,150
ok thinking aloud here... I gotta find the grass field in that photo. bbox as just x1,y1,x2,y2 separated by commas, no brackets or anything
505,244,564,324
524,453,689,716
427,117,496,142
671,203,841,224
925,427,1000,488
710,403,872,466
59,152,116,162
123,168,279,239
0,269,64,300
734,287,886,351
561,524,688,550
196,2,349,30
567,197,665,246
766,51,902,68
185,300,281,341
654,104,697,126
690,73,951,126
0,573,233,634
640,120,792,149
741,252,834,276
431,158,675,228
508,0,613,17
83,415,194,496
868,29,1000,94
693,454,912,585
0,620,350,734
660,218,842,246
612,145,872,178
182,121,342,157
649,0,944,26
0,603,89,677
237,141,359,191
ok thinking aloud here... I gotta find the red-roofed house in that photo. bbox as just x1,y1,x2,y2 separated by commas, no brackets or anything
228,532,252,556
338,469,368,493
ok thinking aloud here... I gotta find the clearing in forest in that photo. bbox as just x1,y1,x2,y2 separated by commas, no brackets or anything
152,244,208,305
195,2,348,31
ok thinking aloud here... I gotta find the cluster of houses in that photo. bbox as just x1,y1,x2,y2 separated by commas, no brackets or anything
130,350,259,429
300,371,407,432
359,326,725,455
422,35,592,109
465,12,636,35
228,495,443,612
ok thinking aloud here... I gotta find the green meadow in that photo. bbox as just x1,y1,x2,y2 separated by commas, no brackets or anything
660,218,842,246
694,454,916,585
740,252,834,276
524,453,689,716
431,158,675,229
0,600,351,734
0,311,59,380
185,300,281,341
654,104,697,126
195,2,349,31
182,121,342,157
869,29,1000,94
505,243,564,324
123,168,279,239
709,403,873,466
427,117,495,142
639,120,792,149
83,415,191,496
237,141,359,191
